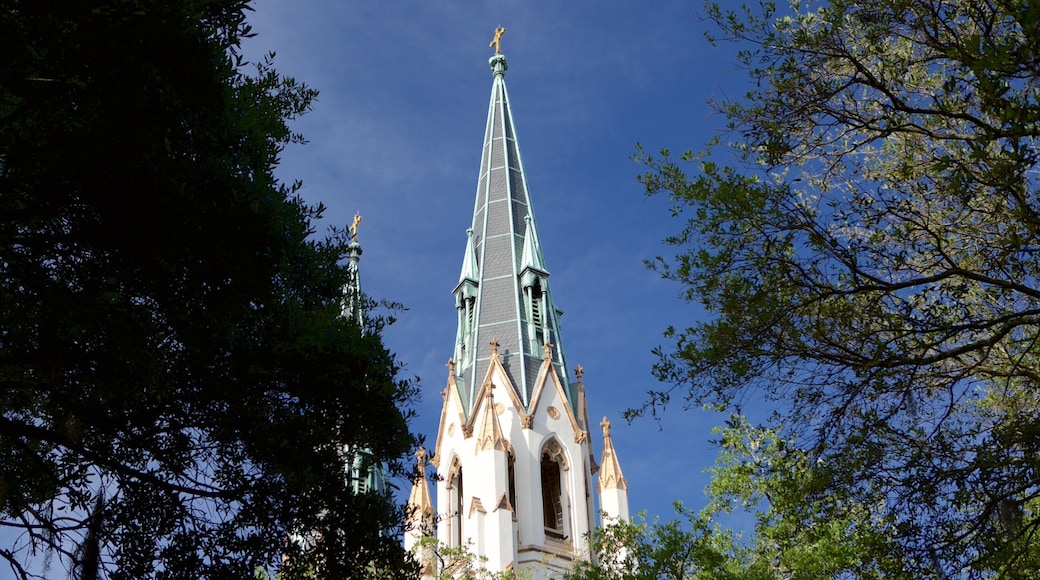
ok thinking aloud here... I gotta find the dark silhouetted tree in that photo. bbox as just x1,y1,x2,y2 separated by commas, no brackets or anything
0,1,417,578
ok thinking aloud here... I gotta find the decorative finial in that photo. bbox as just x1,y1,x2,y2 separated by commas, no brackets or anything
601,416,612,437
490,337,500,355
415,447,428,464
575,364,584,380
349,212,362,242
447,358,456,374
543,343,554,361
489,26,506,54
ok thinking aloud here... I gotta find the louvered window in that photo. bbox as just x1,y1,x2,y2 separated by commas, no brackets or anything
540,441,566,539
531,291,542,327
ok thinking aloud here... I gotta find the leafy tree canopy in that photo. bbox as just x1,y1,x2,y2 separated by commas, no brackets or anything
636,0,1040,576
568,418,915,580
0,1,416,578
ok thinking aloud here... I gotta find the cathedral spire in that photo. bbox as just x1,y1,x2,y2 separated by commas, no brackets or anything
450,44,572,415
341,212,365,326
429,37,604,577
339,214,389,497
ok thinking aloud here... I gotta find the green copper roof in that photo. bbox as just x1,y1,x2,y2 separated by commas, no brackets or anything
451,53,573,414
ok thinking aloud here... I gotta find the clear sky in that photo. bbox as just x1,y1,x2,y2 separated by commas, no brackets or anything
243,1,753,526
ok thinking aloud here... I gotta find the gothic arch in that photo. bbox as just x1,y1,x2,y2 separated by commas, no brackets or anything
539,437,569,471
539,437,570,540
447,455,464,547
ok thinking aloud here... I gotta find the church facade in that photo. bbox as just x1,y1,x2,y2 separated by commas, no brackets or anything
405,37,629,579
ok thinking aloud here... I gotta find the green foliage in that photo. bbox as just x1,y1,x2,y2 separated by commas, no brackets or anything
564,507,743,580
568,418,912,579
412,537,532,580
0,1,416,578
637,0,1040,576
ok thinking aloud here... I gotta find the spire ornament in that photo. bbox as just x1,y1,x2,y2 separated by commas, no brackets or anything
599,416,627,491
405,446,434,538
476,383,510,453
349,212,362,242
489,26,506,54
488,27,508,76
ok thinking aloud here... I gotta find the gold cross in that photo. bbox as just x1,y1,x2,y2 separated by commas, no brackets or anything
349,212,362,242
489,26,506,54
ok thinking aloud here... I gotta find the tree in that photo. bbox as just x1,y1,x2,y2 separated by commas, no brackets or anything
0,1,416,578
564,505,742,580
409,537,532,580
636,0,1040,576
567,418,912,580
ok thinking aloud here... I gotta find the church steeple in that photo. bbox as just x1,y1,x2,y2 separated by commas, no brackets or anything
340,215,389,497
341,213,365,326
451,42,572,414
425,33,618,578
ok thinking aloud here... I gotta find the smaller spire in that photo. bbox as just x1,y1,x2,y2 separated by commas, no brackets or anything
575,364,590,432
341,214,364,325
457,228,479,287
404,448,435,575
520,215,548,279
407,448,434,515
598,417,627,491
476,384,510,453
598,417,631,554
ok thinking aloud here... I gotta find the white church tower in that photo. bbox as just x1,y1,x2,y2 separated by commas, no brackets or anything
406,30,629,579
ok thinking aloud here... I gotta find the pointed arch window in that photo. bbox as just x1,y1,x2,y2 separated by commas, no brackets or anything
448,458,464,547
507,451,517,518
540,439,568,540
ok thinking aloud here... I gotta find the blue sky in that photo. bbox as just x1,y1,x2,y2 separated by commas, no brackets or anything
243,1,753,526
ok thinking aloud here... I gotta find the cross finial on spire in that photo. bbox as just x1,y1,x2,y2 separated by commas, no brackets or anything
490,337,500,355
349,212,362,242
601,416,612,437
489,26,506,54
543,343,554,361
